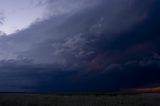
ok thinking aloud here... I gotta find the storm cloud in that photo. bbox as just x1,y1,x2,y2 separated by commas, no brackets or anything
0,0,159,92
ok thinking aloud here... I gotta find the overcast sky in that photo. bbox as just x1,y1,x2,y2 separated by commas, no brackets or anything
0,0,159,92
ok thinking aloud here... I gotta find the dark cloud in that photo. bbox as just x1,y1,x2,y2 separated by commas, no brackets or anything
0,0,159,91
44,0,101,17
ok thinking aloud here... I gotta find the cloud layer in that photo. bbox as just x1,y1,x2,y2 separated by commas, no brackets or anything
0,0,159,92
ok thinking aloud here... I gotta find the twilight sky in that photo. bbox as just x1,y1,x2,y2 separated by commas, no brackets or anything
0,0,159,92
0,0,47,35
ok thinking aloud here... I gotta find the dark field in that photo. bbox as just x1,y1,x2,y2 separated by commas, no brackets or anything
0,93,159,106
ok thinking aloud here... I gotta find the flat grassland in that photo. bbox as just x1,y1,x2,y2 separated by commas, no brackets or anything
0,93,159,106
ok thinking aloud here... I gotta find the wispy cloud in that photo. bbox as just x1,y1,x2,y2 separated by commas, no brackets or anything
0,11,5,25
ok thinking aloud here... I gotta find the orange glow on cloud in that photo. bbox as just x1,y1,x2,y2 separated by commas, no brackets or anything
132,87,160,92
